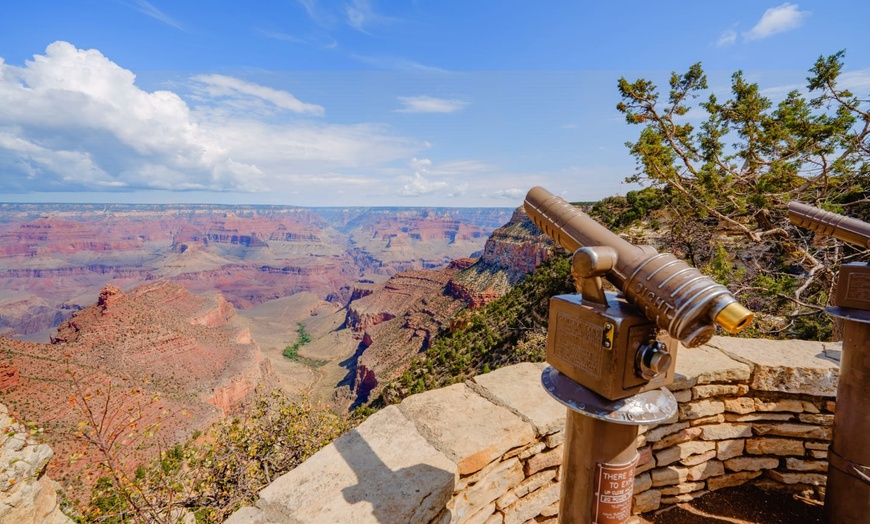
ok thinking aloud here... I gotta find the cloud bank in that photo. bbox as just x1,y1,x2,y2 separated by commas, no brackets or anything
0,41,417,195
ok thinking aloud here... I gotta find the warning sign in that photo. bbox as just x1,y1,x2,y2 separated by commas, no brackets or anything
592,454,638,523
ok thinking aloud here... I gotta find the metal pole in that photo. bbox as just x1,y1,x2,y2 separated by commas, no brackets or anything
542,367,677,524
824,308,870,523
560,411,639,523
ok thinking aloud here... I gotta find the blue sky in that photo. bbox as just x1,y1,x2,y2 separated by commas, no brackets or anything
0,1,868,207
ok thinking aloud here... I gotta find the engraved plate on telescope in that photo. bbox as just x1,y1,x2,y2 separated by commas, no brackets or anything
845,271,870,305
554,311,603,378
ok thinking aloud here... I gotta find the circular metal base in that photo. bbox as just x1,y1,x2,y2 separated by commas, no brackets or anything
541,366,678,425
827,306,870,324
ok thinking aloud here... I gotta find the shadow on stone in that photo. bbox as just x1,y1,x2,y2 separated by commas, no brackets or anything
334,424,456,523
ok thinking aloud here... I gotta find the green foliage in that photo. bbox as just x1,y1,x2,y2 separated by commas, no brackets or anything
591,187,666,229
616,51,869,340
378,254,574,404
75,385,348,524
185,390,348,522
282,322,312,360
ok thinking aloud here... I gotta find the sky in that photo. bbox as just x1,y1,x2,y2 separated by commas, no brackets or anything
0,1,868,207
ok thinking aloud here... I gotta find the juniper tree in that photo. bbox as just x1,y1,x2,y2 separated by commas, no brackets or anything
616,51,869,340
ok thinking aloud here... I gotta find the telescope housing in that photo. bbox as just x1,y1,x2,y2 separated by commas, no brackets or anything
525,187,753,348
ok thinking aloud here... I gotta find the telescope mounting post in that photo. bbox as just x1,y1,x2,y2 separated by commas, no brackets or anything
524,186,752,523
788,201,870,522
544,248,678,523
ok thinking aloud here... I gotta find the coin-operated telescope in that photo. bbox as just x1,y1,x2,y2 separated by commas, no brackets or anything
788,202,870,524
524,187,753,524
524,186,753,400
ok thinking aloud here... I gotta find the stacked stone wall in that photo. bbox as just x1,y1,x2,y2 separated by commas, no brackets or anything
631,337,838,514
226,336,840,524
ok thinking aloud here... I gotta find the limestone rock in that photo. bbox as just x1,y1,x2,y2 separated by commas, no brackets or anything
724,456,780,472
671,344,750,390
257,406,457,524
0,404,73,524
707,470,762,491
470,362,565,437
399,383,536,475
745,438,805,456
708,336,839,396
501,482,559,524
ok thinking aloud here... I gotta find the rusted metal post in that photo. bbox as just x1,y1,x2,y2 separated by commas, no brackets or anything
542,367,676,524
787,202,870,522
824,308,870,523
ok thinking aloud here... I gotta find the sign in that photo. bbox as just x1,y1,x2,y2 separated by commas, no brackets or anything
592,454,638,523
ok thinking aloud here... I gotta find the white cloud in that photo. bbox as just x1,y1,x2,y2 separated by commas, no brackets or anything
490,188,525,199
716,29,737,48
344,0,392,33
398,172,448,196
130,0,184,30
744,3,809,41
839,69,870,94
396,96,468,114
191,74,324,115
0,41,419,195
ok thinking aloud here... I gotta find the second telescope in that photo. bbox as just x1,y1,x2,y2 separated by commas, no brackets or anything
524,186,753,347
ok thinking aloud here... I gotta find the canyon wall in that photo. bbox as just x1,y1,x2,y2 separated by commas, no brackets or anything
0,279,270,497
226,335,839,523
0,204,510,339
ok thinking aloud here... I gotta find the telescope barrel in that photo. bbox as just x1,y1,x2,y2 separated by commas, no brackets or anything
788,202,870,249
524,187,753,347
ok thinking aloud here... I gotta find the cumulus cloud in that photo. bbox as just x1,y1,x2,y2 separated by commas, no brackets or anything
398,172,449,196
397,157,507,199
0,41,418,195
744,3,809,41
396,96,468,113
399,157,447,196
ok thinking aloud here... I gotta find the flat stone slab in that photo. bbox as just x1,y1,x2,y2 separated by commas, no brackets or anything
399,383,536,475
469,362,566,436
707,336,840,396
257,405,457,524
671,343,751,390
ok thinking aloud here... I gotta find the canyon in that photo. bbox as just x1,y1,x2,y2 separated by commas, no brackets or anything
0,203,512,341
0,203,552,418
0,202,554,502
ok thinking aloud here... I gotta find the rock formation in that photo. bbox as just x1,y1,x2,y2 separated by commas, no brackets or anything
0,204,509,339
447,206,552,308
0,280,270,498
0,403,72,524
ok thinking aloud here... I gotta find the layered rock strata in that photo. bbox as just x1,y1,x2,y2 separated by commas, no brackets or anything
447,207,552,308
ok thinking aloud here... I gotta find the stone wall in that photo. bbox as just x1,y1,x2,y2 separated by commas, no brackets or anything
226,336,840,524
0,403,72,524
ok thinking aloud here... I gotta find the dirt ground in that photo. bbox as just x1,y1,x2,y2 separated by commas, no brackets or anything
637,485,824,524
